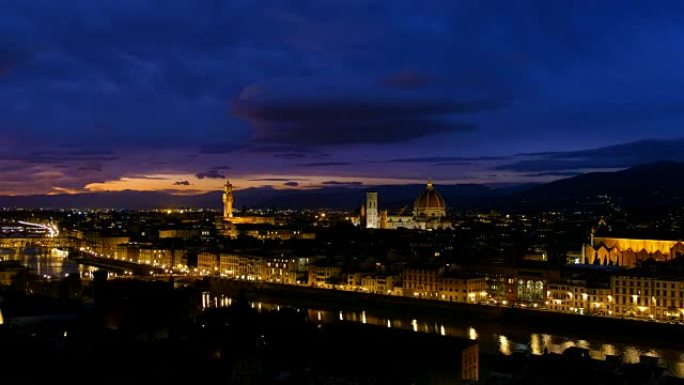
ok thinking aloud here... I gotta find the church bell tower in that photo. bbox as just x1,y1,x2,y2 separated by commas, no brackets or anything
366,192,378,229
223,180,234,220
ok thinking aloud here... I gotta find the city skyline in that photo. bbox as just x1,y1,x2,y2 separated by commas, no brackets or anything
3,2,684,196
5,4,684,384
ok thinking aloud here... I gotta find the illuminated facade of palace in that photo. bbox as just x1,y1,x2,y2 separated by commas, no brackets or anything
345,273,398,295
356,179,452,230
403,266,487,303
547,281,611,316
221,180,275,225
546,274,684,321
610,274,684,321
195,252,310,283
583,235,684,267
215,180,275,237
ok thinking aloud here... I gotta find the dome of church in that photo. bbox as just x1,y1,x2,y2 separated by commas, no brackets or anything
413,179,447,217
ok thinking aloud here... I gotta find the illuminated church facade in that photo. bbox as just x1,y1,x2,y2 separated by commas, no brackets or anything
357,180,452,230
583,233,684,268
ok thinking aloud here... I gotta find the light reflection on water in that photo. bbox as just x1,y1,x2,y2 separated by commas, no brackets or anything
499,335,511,355
201,293,684,378
530,333,542,355
468,326,478,341
2,249,97,278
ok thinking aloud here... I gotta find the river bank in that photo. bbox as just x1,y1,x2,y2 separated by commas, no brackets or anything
202,278,684,352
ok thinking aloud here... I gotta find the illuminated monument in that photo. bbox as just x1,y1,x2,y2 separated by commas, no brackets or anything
412,179,447,218
365,192,378,229
582,221,684,267
217,180,275,237
360,179,452,230
222,180,234,219
583,234,684,267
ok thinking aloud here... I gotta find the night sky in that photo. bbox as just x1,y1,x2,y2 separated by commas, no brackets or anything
2,1,684,195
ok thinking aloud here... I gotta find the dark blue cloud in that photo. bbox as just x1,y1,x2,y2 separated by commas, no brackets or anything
251,178,299,182
496,138,684,172
381,156,507,164
195,169,226,179
272,153,308,159
524,171,582,178
381,70,434,90
297,162,350,167
232,97,490,145
2,1,684,193
199,143,247,155
321,181,363,186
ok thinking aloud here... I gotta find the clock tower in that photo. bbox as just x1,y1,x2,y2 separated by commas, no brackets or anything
222,180,233,220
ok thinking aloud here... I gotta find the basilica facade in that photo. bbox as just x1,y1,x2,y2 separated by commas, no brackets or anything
583,234,684,267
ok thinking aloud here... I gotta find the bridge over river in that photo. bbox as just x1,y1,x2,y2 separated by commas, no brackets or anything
69,252,166,275
0,236,81,254
1,234,164,277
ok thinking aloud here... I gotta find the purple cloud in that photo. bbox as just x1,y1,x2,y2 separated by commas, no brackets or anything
232,97,489,146
321,180,363,186
297,162,350,167
195,169,226,179
381,70,434,90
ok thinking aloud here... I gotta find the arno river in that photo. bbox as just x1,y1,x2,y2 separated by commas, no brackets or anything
0,248,95,278
201,292,684,378
5,250,684,378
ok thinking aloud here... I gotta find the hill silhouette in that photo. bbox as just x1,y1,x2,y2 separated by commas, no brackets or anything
2,162,684,210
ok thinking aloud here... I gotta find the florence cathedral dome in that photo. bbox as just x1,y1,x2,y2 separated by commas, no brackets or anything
413,179,447,218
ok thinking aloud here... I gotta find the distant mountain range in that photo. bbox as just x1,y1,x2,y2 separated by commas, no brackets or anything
0,184,506,210
513,161,684,209
1,162,683,210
